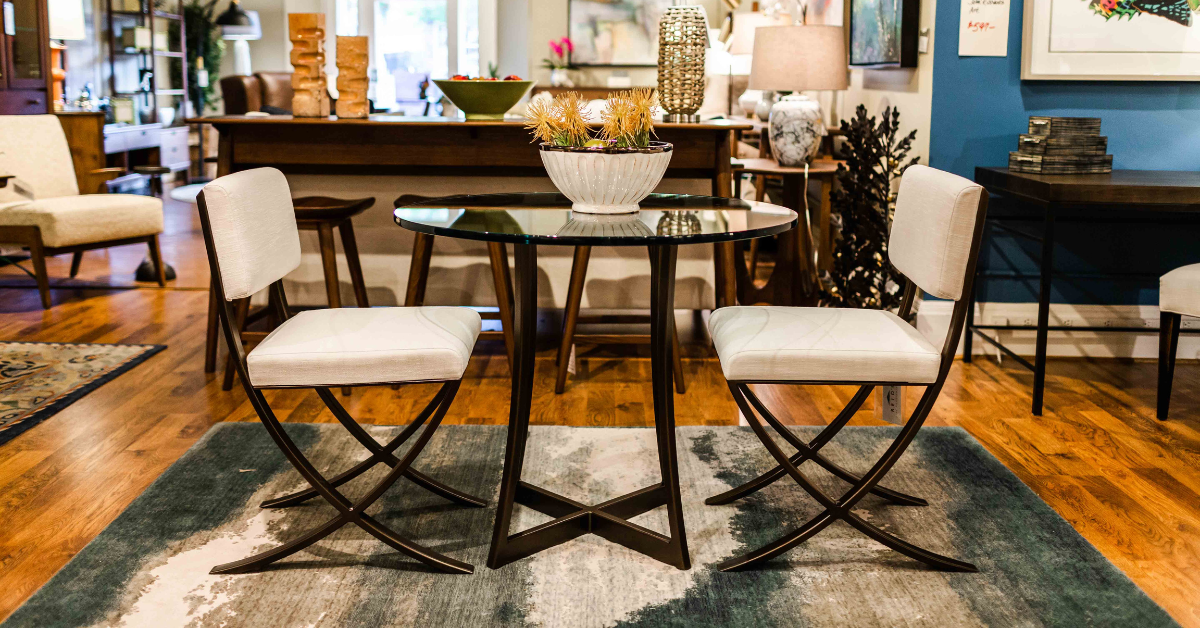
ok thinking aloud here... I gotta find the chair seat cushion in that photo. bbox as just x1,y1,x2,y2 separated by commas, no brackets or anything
0,194,162,248
246,306,482,387
1161,263,1200,317
709,306,942,384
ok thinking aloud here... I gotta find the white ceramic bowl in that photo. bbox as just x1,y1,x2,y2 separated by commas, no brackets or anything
539,142,673,214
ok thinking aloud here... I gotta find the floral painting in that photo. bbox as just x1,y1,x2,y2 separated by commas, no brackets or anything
568,0,672,66
1088,0,1198,25
1024,0,1200,78
1049,0,1200,53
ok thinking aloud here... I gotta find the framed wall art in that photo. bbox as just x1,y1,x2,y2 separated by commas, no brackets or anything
848,0,919,67
568,0,673,67
1022,0,1200,80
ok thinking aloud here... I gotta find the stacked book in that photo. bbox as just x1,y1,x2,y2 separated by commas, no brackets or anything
1009,116,1112,174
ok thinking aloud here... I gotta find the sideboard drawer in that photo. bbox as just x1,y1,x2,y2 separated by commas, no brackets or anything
104,124,162,154
159,127,190,169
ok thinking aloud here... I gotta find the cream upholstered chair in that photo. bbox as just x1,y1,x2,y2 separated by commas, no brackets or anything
0,115,166,308
705,165,988,572
1157,264,1199,419
197,168,485,574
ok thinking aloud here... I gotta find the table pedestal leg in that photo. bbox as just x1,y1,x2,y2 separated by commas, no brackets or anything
487,243,691,570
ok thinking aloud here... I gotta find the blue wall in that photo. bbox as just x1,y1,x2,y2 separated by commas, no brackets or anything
928,0,1200,305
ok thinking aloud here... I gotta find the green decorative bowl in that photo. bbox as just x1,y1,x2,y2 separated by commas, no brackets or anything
433,79,535,120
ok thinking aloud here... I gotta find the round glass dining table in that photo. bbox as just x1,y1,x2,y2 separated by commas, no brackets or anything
394,193,797,571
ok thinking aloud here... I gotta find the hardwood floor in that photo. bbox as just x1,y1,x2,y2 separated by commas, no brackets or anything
1,196,1198,625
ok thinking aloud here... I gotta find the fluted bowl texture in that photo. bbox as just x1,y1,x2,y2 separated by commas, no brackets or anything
539,142,673,214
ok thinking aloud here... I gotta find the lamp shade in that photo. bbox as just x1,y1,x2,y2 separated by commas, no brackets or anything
48,0,86,41
749,25,848,91
727,11,789,55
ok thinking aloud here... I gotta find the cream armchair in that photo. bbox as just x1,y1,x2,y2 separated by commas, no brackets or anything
0,115,166,309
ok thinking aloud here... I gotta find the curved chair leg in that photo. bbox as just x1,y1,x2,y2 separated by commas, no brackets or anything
261,386,486,509
707,385,925,507
707,385,871,505
842,510,978,571
740,385,926,506
212,381,474,575
716,382,976,573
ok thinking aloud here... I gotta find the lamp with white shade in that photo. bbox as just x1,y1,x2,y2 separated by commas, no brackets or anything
217,0,261,76
47,0,86,109
727,11,788,118
749,24,847,166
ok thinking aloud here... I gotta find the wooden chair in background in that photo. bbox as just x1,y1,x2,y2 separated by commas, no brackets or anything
396,194,516,367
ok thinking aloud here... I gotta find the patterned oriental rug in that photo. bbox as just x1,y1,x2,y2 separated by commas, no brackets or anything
3,424,1176,627
0,342,165,447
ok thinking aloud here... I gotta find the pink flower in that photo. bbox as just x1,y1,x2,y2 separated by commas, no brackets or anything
561,37,574,53
549,40,564,58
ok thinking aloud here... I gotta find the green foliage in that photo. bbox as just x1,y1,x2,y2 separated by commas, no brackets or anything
183,0,225,113
821,104,919,310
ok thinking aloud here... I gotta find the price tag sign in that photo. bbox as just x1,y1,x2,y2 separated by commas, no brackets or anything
959,0,1010,57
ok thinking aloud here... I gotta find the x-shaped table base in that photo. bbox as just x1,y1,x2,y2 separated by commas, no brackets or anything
491,482,686,568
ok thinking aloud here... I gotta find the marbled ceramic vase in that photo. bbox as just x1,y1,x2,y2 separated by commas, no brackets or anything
769,94,825,166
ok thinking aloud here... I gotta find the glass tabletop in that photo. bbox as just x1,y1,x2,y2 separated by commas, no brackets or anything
393,193,797,246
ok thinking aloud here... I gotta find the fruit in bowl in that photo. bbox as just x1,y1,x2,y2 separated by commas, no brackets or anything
434,77,535,120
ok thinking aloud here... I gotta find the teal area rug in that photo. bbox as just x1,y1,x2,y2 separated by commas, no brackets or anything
2,424,1176,627
0,342,165,447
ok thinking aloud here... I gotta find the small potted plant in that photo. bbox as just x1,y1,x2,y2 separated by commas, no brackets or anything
527,89,673,215
543,37,576,87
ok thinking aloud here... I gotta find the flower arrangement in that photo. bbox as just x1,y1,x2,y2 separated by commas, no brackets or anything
525,89,659,149
542,37,576,70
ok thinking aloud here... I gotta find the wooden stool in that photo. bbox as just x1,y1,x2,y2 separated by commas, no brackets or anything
397,194,516,366
555,246,687,394
222,196,375,393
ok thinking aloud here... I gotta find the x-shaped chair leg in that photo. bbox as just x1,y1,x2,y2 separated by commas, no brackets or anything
706,385,926,507
260,387,486,509
211,382,475,575
716,383,977,573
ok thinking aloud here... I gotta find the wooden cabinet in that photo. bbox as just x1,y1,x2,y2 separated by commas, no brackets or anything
0,0,51,114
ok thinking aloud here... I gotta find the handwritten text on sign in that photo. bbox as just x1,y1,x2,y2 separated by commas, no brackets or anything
959,0,1009,57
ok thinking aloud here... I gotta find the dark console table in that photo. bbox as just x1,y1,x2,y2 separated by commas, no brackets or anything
969,168,1200,415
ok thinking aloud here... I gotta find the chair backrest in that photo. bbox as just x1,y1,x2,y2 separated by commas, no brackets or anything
198,168,302,301
256,72,295,111
219,75,263,114
888,165,985,301
0,115,79,203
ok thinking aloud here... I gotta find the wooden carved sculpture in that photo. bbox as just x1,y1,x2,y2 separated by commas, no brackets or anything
336,36,369,119
289,13,330,117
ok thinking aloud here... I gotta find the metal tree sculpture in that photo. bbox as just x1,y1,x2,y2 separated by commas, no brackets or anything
821,105,919,310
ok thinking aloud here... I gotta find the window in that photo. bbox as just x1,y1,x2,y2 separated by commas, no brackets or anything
337,0,487,114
